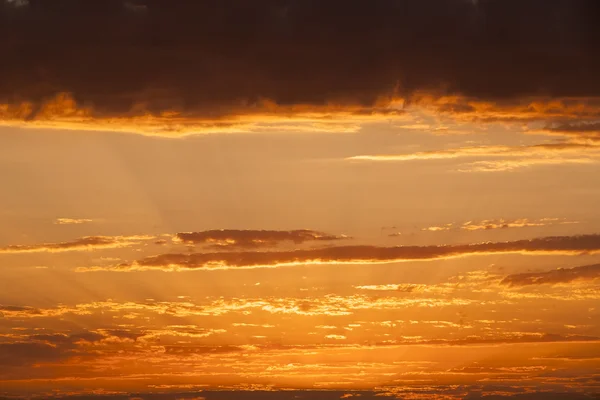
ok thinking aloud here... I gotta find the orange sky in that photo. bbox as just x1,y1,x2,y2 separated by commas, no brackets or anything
2,1,600,399
1,98,600,399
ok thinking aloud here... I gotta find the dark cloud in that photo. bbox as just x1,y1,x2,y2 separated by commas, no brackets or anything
27,333,73,344
1,0,600,124
0,305,43,319
0,305,41,314
86,234,600,271
175,229,347,249
0,235,151,254
501,263,600,286
0,342,65,366
411,333,600,346
0,389,597,400
544,122,600,140
164,335,600,354
68,331,106,343
547,122,600,133
102,329,146,342
163,345,251,355
463,393,598,400
0,331,106,366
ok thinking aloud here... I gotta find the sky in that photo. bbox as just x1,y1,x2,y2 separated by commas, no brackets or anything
1,1,600,399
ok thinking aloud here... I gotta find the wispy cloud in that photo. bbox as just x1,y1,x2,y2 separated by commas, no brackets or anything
458,157,598,172
348,141,600,172
54,218,94,225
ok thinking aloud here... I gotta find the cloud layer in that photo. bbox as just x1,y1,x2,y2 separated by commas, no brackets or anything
1,0,600,134
81,234,600,271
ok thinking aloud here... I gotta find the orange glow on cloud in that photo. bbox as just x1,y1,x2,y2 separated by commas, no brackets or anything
3,2,600,398
3,92,600,140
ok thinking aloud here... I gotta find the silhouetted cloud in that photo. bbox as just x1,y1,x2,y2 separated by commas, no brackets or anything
0,304,41,317
0,330,106,366
1,1,600,134
175,229,348,249
0,387,597,400
543,122,600,140
0,341,65,366
501,263,600,286
81,234,600,271
0,235,153,254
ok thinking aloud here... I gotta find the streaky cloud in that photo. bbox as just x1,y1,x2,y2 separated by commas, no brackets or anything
79,234,600,272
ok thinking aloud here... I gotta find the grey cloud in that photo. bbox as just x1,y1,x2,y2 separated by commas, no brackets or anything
501,263,600,286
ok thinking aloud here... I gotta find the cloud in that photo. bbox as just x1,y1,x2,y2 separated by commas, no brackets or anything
348,142,600,162
80,234,600,271
325,335,346,340
0,389,595,400
462,218,578,231
354,284,426,292
0,93,405,136
422,218,578,232
0,341,65,366
163,345,254,356
0,235,153,254
0,304,42,317
174,229,348,249
54,218,94,225
422,224,454,232
0,293,482,321
1,1,600,135
501,263,600,287
349,145,518,162
0,330,107,366
458,157,598,172
372,333,600,347
348,141,600,171
542,122,600,140
407,95,600,123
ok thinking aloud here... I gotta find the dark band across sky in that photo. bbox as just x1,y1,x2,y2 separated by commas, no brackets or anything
1,0,600,118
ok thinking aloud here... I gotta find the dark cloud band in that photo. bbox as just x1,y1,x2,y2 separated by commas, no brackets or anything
1,0,600,121
84,234,600,271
